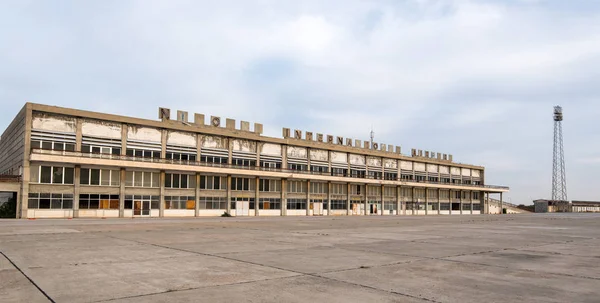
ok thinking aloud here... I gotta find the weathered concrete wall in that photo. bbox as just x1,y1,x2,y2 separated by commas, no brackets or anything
167,131,196,147
462,168,471,177
287,146,307,159
310,149,328,161
32,112,76,133
383,159,397,169
440,166,450,174
331,152,347,163
349,154,365,165
201,135,228,149
472,170,481,178
260,143,281,156
127,125,161,142
400,161,412,170
367,156,382,167
427,164,438,173
414,163,426,172
0,105,26,175
232,139,257,153
82,119,121,139
451,167,461,175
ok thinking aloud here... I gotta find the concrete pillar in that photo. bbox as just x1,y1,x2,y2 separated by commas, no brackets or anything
195,173,200,217
119,168,125,217
281,179,287,216
470,191,474,215
282,146,288,169
161,129,167,159
438,188,441,215
73,166,80,218
380,185,384,216
197,134,203,162
227,138,233,165
459,190,463,215
500,192,503,214
412,187,416,215
363,184,368,216
255,177,260,216
76,118,82,152
226,175,232,214
346,183,351,216
396,186,401,216
424,188,428,216
121,124,127,155
327,181,331,216
159,171,165,217
306,180,311,216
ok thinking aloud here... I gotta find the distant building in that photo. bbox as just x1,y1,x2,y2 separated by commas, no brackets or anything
533,199,600,213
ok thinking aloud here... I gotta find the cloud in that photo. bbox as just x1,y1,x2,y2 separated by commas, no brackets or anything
0,0,599,204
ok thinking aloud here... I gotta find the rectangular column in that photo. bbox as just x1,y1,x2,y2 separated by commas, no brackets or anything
396,186,401,216
226,175,232,214
459,190,463,215
363,184,368,216
500,192,503,214
380,186,384,216
327,181,331,216
119,168,125,217
424,188,428,216
195,173,200,217
73,165,80,218
437,188,441,215
255,177,260,216
281,179,286,216
470,191,474,215
346,183,351,216
306,180,311,216
159,171,165,217
412,187,416,215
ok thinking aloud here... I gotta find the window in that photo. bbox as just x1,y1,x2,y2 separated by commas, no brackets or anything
473,203,481,210
165,173,195,189
401,174,413,181
368,171,382,180
124,195,160,210
199,175,227,190
401,187,412,199
428,176,439,182
259,198,280,210
200,155,228,164
462,203,472,211
125,171,160,187
330,199,347,210
473,180,481,185
463,180,472,185
259,179,281,192
406,202,415,210
31,139,75,152
287,180,307,193
198,197,227,209
260,161,281,169
473,192,480,200
80,168,120,186
367,186,381,196
350,185,364,195
28,193,73,209
31,165,74,184
311,165,328,174
350,169,365,178
231,177,254,191
440,203,450,210
288,163,308,171
331,183,347,195
79,194,119,209
441,177,451,183
384,172,398,181
415,175,426,182
454,191,462,199
82,144,120,155
233,158,256,167
310,182,327,194
452,178,462,184
165,196,195,210
331,167,347,177
384,200,397,210
287,198,306,210
126,148,161,158
166,152,196,162
384,187,396,197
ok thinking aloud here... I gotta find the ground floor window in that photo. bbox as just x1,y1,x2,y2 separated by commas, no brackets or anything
199,197,227,210
28,193,73,209
406,202,415,210
79,194,119,209
473,203,481,211
259,198,281,210
384,200,397,210
440,203,450,210
287,198,306,210
124,195,160,210
231,197,255,210
451,203,460,210
462,203,472,211
165,196,195,210
330,199,347,210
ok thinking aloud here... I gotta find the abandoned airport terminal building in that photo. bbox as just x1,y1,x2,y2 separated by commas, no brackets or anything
0,103,508,219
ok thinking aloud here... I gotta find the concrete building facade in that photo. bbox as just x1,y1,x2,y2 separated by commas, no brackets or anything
0,103,509,219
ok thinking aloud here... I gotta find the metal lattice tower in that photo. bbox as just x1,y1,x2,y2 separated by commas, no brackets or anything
552,106,568,202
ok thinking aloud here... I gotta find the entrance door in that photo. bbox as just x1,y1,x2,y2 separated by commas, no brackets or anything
313,201,323,216
134,200,151,216
236,200,249,216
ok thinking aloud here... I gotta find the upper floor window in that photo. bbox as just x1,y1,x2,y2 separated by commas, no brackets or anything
330,183,347,195
311,165,328,174
82,144,120,155
331,168,347,177
126,148,160,158
201,155,227,164
200,175,227,190
310,182,328,194
350,169,365,178
259,179,281,192
31,139,75,152
80,168,120,186
350,184,364,195
231,177,255,191
166,152,196,162
30,165,74,184
260,161,282,169
165,173,196,189
384,172,398,181
287,180,307,193
288,163,308,171
368,171,382,180
233,158,256,167
125,171,160,187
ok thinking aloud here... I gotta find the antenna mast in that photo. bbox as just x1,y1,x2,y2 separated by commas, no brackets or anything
552,106,568,202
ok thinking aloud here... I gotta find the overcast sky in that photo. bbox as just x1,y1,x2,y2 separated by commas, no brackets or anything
1,0,598,204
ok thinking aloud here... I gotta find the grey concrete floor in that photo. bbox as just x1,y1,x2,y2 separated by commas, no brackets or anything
1,213,599,303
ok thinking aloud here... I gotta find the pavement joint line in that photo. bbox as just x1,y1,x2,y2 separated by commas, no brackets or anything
104,234,436,302
0,251,55,303
90,274,306,303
